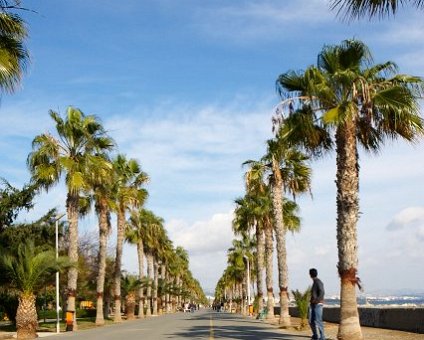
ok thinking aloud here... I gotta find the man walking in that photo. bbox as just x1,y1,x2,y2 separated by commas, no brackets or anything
309,268,326,340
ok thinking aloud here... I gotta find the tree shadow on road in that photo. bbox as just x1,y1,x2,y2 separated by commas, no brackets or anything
168,311,311,339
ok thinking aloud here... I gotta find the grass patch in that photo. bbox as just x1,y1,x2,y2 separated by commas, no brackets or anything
1,318,114,334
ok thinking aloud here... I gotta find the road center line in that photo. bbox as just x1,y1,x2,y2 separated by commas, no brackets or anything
209,314,214,339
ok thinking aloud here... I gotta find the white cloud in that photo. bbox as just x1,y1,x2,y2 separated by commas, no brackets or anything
192,0,333,43
386,207,424,231
167,210,234,255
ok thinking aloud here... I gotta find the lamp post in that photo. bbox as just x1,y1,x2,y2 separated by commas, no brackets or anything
243,255,251,316
55,213,66,334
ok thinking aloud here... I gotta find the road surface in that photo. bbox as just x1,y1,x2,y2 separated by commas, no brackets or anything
43,309,306,339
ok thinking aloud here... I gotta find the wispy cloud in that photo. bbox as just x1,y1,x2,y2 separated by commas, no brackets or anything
191,0,333,43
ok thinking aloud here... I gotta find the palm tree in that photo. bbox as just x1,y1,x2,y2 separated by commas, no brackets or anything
331,0,424,20
233,194,265,315
263,138,311,326
27,107,114,329
126,210,147,318
90,159,114,326
112,155,148,322
121,274,142,320
291,287,311,330
0,8,29,94
276,39,424,340
243,161,276,319
174,246,189,309
0,241,66,339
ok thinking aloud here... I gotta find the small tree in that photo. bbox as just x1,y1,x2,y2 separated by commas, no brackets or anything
1,241,67,339
121,274,142,320
291,287,311,330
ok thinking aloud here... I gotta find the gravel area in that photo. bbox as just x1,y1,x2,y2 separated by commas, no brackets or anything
265,316,424,340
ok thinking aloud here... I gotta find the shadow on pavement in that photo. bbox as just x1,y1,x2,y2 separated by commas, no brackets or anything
168,311,312,339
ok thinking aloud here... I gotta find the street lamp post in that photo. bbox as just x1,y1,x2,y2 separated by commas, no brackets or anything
244,255,251,316
55,213,66,334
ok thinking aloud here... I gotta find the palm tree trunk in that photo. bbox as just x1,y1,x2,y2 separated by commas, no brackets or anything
66,193,79,330
152,259,159,315
264,222,274,319
16,293,37,339
175,275,181,310
271,159,291,327
113,208,126,322
95,202,109,325
336,123,363,340
146,253,153,316
161,264,166,314
137,240,145,318
126,293,136,320
255,226,265,314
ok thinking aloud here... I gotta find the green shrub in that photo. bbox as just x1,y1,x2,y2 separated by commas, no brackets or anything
291,287,311,330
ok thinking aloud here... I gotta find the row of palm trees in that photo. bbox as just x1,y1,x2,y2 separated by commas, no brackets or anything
215,130,311,323
215,39,423,340
24,107,206,333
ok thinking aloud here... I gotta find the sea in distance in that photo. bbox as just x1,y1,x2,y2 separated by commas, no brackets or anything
324,294,424,308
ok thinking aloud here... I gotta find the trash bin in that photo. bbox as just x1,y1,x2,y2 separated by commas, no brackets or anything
66,311,74,331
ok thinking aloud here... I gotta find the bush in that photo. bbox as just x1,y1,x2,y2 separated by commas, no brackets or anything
76,308,96,318
291,287,311,330
0,292,18,324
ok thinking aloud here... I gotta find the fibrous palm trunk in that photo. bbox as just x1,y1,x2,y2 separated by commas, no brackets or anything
335,122,363,340
95,201,109,325
255,226,265,314
271,159,291,327
137,240,145,318
146,253,153,316
126,293,136,320
16,293,37,339
152,259,159,315
264,222,274,319
113,208,126,322
161,264,166,314
66,193,79,330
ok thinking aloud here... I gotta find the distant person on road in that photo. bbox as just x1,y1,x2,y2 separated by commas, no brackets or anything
309,268,326,340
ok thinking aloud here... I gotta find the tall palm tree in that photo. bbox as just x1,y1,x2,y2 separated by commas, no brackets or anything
233,194,265,315
112,155,148,322
0,241,66,339
27,107,114,329
276,39,424,340
174,246,189,309
0,8,29,94
90,158,114,326
263,138,311,326
243,160,275,319
126,210,147,318
331,0,424,20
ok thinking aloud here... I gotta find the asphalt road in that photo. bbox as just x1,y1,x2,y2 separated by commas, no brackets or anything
43,309,308,340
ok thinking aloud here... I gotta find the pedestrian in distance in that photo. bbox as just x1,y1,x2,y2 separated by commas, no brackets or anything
309,268,326,340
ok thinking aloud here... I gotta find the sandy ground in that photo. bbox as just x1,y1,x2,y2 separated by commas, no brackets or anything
265,316,424,340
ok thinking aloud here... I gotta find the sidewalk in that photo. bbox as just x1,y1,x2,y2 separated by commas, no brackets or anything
263,316,424,340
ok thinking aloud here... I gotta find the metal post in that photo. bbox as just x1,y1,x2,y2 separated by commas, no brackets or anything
55,213,66,334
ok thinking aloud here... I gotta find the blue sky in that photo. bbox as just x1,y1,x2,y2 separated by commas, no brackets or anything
1,0,424,295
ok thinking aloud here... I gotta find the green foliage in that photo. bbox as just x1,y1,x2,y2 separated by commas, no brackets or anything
0,209,64,254
0,4,29,94
0,240,67,294
0,289,18,323
0,178,37,231
291,287,311,329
